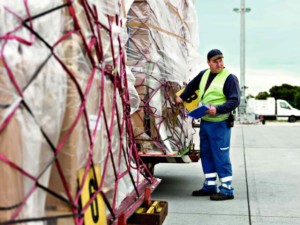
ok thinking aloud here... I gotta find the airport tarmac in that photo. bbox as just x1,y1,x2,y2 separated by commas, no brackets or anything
152,122,300,225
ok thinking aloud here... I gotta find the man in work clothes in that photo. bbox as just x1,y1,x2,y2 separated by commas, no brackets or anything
176,49,240,200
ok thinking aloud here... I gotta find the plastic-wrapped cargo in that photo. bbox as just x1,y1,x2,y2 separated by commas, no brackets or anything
127,0,201,155
0,1,157,224
0,2,67,223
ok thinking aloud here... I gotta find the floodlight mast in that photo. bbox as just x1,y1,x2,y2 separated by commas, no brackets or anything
233,0,251,115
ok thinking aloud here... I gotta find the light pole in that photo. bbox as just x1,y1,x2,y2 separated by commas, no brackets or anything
233,0,251,115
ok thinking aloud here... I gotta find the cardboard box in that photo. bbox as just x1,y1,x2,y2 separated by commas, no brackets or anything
0,72,24,222
46,71,102,209
46,36,102,209
0,117,24,222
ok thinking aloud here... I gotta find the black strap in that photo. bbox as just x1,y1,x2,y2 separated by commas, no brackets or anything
200,73,217,100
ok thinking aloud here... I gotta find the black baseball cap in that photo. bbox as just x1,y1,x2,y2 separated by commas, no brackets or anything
207,49,223,61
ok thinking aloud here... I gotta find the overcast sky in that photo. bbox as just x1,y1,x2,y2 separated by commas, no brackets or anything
195,0,300,96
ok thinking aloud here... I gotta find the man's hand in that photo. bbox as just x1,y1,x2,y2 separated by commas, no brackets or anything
176,96,183,105
205,105,217,116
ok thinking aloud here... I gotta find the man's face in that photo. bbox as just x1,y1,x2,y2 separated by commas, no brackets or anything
208,58,224,73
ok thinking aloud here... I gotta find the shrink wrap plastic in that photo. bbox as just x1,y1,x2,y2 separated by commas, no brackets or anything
127,0,201,155
0,0,146,224
1,1,67,223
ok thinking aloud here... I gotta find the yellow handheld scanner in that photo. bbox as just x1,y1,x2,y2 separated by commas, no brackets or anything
176,88,200,112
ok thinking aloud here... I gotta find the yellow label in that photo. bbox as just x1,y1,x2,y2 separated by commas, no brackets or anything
176,88,200,112
78,165,107,225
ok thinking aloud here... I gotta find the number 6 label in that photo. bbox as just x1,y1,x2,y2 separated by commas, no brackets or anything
78,165,107,225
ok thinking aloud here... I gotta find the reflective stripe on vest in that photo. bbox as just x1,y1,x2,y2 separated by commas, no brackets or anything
199,69,230,122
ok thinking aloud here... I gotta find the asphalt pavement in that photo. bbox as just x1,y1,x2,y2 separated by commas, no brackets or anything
152,122,300,225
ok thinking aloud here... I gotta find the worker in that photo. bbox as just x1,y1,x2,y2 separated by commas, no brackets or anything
176,49,240,201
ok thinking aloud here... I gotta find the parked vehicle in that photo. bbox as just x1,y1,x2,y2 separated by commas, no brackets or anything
247,97,300,122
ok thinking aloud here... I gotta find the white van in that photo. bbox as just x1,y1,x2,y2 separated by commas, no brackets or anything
247,97,300,122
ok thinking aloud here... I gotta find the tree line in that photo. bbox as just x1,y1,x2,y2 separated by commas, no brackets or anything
248,84,300,109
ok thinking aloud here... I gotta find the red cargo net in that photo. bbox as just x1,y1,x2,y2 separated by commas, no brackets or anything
0,1,157,225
